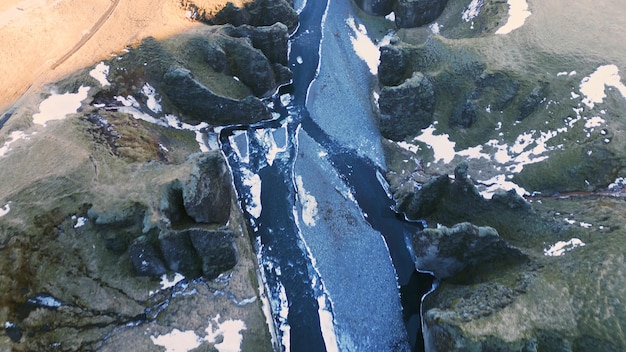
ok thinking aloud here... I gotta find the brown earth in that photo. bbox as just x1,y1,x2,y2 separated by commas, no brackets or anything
0,0,248,114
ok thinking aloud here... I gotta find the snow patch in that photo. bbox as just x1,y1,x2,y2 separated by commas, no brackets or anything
544,238,585,256
346,17,379,75
89,62,110,87
242,169,262,219
205,315,247,352
429,22,441,34
160,272,185,290
73,215,87,228
462,0,483,22
579,65,626,109
151,329,202,352
0,202,10,217
295,175,318,226
142,83,162,113
32,86,90,126
495,0,531,35
0,131,29,157
414,125,456,163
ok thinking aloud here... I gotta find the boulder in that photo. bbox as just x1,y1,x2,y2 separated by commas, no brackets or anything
129,235,167,277
188,228,237,279
394,0,448,28
353,0,395,16
159,229,202,277
378,42,414,87
378,72,435,141
183,152,232,225
410,222,526,279
221,23,290,66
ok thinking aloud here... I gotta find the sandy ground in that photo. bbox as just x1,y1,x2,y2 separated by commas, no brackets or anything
0,0,231,115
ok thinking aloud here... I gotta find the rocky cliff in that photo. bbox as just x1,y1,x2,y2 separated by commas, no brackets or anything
0,0,298,350
367,0,626,350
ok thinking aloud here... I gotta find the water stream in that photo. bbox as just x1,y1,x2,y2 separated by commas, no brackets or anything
220,0,434,350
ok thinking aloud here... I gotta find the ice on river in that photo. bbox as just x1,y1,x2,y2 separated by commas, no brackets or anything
293,130,409,350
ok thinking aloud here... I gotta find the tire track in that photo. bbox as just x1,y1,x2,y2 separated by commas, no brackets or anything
51,0,122,70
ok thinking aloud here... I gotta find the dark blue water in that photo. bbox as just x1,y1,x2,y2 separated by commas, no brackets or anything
220,0,434,350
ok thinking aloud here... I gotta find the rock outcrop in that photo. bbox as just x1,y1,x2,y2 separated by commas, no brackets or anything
378,71,435,140
162,67,271,125
410,222,526,280
183,151,232,225
354,0,448,27
189,0,299,32
205,23,292,97
394,0,449,28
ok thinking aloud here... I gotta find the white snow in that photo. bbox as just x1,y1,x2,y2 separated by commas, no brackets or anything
584,116,605,129
478,174,528,199
295,175,318,226
229,131,250,164
205,315,247,352
89,62,110,87
462,0,483,22
151,329,202,352
73,216,87,228
429,22,441,34
28,295,62,308
495,0,531,35
346,17,380,75
280,93,293,107
414,125,456,163
32,86,90,126
0,202,9,217
0,131,29,157
142,83,162,113
385,12,396,22
242,169,262,219
544,238,585,256
159,272,185,290
317,295,339,352
579,65,626,109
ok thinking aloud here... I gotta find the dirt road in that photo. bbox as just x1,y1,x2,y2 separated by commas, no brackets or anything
0,0,227,116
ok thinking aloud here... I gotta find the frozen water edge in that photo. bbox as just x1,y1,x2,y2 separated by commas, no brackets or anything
293,130,409,350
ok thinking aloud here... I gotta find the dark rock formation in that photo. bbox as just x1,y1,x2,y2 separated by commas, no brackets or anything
160,180,191,227
378,41,415,87
517,82,549,120
129,235,167,277
188,228,237,279
158,228,237,279
378,72,435,141
183,152,232,225
353,0,394,16
410,222,526,280
88,201,149,253
162,67,270,125
200,0,299,33
206,24,292,97
159,229,203,277
394,0,448,28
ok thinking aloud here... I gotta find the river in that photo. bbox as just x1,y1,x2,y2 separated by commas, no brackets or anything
220,0,434,350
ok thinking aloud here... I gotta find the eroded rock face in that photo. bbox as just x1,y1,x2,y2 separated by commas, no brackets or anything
378,71,435,141
353,0,395,16
394,0,448,28
197,0,299,32
206,23,292,97
183,152,232,225
162,67,270,125
410,222,526,279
